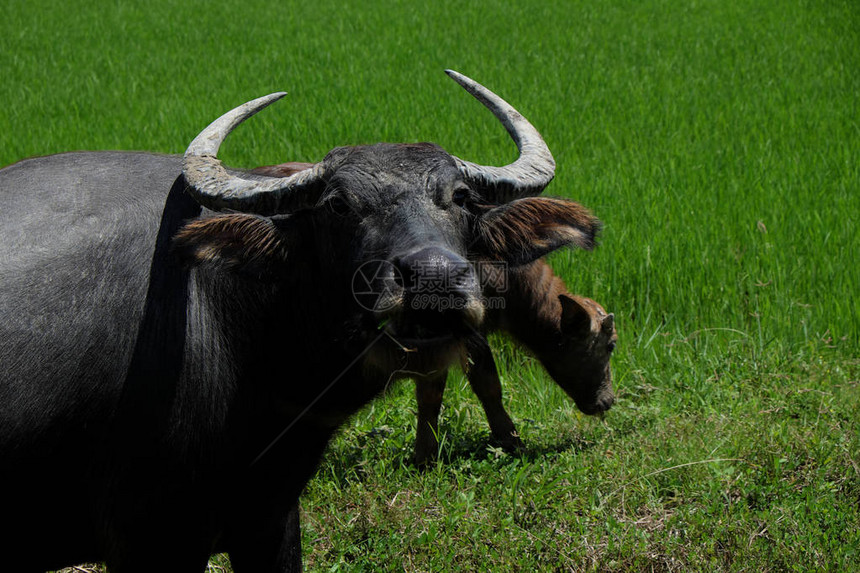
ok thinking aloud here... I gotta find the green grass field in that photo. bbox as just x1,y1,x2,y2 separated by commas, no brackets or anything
3,0,858,570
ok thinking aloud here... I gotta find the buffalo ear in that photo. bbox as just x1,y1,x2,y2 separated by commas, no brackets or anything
172,214,288,276
559,294,592,335
602,313,616,333
475,197,601,266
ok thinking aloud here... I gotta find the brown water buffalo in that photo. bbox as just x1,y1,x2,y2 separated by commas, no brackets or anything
412,259,617,464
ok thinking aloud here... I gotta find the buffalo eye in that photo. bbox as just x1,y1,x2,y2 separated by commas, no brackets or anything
607,341,617,352
452,186,469,207
326,195,351,216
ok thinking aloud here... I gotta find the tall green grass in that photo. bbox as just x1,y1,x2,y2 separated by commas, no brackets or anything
3,0,858,570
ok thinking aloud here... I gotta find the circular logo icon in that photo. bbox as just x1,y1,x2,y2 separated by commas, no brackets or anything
351,260,402,312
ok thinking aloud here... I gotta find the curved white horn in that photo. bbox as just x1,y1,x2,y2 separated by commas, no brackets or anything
183,92,324,214
445,70,555,202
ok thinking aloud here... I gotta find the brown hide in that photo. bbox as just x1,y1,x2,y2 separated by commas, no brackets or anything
413,259,617,464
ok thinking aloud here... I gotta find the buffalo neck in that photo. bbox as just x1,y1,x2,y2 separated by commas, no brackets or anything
494,259,568,354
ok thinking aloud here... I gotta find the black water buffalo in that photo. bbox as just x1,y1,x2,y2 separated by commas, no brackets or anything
0,71,600,572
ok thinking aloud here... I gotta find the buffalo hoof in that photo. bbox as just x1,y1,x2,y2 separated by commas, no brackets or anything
494,432,526,455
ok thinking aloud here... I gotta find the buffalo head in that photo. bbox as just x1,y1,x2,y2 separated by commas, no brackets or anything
544,295,617,415
174,71,600,381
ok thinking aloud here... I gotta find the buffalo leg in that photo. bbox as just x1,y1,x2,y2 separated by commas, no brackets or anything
413,370,448,465
102,520,212,573
228,502,302,573
466,337,525,453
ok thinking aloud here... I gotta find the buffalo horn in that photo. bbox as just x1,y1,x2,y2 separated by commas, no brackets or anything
183,72,555,213
183,92,325,214
445,70,556,203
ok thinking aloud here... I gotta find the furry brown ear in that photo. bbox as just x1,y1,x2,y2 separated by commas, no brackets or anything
172,214,288,276
475,197,601,266
559,294,592,335
601,313,616,333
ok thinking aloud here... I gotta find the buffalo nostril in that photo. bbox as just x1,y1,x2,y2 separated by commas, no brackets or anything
598,394,615,412
390,246,484,329
576,391,615,416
